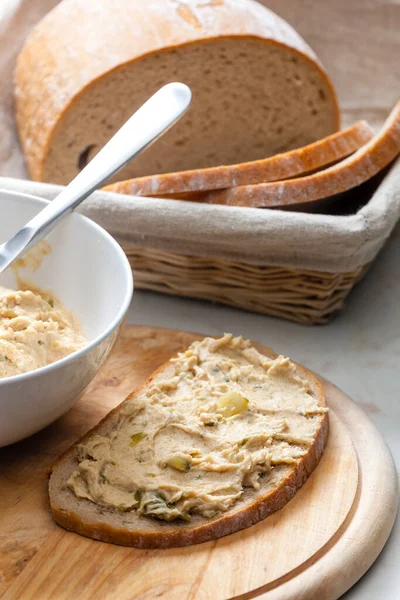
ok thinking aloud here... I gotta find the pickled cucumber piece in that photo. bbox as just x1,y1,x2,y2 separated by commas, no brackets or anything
168,456,191,472
217,391,249,417
130,432,147,447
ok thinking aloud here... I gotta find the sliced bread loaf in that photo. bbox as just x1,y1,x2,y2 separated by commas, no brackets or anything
201,102,400,208
104,121,373,199
49,334,328,549
15,0,339,185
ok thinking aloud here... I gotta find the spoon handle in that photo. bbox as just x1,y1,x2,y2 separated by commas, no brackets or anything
1,82,191,266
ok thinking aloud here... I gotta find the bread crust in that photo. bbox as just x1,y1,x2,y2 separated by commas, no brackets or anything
14,0,339,182
200,102,400,207
103,121,373,199
49,342,328,549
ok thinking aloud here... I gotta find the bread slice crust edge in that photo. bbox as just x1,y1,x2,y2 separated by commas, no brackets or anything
203,101,400,207
103,120,371,199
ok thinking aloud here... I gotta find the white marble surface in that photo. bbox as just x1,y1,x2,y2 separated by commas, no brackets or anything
126,223,400,599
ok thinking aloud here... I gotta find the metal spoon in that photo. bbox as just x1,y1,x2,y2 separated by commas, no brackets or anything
0,82,192,275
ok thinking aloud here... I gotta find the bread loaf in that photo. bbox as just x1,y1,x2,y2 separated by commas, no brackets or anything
201,102,400,208
104,120,373,198
15,0,339,185
49,334,328,549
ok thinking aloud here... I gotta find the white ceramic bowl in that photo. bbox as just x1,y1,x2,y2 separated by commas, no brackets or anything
0,190,133,447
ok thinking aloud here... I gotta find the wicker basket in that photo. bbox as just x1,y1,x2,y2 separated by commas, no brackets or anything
124,246,369,325
118,159,399,325
1,158,398,327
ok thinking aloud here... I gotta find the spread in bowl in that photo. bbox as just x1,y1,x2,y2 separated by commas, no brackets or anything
0,283,87,378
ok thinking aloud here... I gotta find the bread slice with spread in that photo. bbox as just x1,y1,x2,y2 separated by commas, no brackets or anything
49,334,328,549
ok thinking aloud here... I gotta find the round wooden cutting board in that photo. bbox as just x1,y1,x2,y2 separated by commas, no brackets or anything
0,326,397,600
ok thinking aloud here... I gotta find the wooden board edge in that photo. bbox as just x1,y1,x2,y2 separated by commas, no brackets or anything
251,380,399,600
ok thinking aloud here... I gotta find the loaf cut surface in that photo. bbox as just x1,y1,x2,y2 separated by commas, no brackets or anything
15,0,339,184
104,121,373,199
49,334,328,549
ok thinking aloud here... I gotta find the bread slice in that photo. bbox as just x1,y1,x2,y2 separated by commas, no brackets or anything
14,0,339,185
103,121,373,199
49,335,328,549
200,101,400,208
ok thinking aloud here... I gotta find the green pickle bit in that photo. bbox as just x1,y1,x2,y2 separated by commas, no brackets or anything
217,391,249,418
130,432,147,447
168,456,191,472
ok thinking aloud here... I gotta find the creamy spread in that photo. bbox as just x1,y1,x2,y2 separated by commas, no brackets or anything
68,334,327,521
0,284,87,378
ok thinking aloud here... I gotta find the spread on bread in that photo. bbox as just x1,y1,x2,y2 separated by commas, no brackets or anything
68,334,327,521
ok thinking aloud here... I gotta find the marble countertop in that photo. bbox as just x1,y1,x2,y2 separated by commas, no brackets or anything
126,223,400,600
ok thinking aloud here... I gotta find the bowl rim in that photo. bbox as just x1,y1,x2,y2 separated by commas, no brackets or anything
0,190,134,387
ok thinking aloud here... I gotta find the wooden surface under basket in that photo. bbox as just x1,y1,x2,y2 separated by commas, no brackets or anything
123,246,368,325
